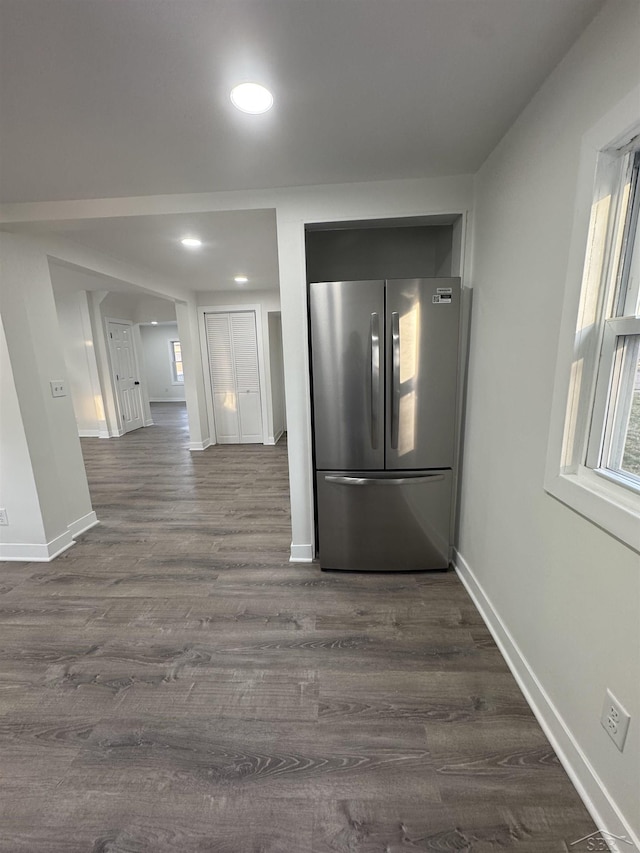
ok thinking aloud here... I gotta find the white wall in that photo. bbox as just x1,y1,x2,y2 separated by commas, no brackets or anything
53,288,107,436
457,0,639,845
268,312,286,440
135,294,178,324
139,323,186,402
0,233,97,559
0,321,47,549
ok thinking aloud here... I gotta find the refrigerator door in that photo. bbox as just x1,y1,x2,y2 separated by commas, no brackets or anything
386,278,461,470
310,280,385,470
316,469,453,571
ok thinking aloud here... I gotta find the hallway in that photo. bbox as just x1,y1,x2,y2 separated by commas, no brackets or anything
0,404,596,851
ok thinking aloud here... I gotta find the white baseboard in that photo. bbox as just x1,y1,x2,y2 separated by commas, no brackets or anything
0,529,74,562
265,429,285,446
189,438,212,451
290,543,314,562
149,397,186,403
78,429,100,437
453,549,639,853
98,429,111,439
143,418,154,427
68,511,99,539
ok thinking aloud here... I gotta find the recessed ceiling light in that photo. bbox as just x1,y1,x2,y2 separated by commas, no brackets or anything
181,237,202,248
234,275,249,284
151,321,158,325
230,83,273,114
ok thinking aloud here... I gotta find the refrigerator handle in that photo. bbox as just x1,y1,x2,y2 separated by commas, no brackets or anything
391,311,400,449
325,474,445,486
370,312,380,449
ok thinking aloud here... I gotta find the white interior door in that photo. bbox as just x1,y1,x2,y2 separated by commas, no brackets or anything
205,311,263,444
108,321,144,433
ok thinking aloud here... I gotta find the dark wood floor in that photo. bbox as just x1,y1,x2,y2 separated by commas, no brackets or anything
0,402,597,852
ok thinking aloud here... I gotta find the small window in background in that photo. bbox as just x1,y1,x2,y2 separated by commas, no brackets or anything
170,339,184,384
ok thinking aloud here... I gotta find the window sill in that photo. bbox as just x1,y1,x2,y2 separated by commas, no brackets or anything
545,466,640,553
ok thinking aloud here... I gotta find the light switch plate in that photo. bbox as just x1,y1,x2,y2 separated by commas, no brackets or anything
50,380,66,398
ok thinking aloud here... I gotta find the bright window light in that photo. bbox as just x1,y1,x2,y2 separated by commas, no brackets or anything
230,83,273,114
170,339,184,384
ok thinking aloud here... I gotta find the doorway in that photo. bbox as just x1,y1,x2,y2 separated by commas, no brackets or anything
107,320,144,433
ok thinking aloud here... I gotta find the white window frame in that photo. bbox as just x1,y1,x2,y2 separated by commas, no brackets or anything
169,338,184,385
545,87,640,554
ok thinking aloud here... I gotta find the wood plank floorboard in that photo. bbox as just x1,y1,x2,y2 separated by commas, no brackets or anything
0,403,597,851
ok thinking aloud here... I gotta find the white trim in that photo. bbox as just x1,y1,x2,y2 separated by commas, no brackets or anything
68,511,99,539
105,427,125,438
289,543,314,562
189,438,212,451
143,417,154,426
453,550,640,853
0,530,74,562
148,397,185,403
78,429,101,437
265,428,284,446
546,469,640,553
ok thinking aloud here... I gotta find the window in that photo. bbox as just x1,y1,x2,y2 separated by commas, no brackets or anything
545,102,640,553
170,339,184,384
586,149,640,492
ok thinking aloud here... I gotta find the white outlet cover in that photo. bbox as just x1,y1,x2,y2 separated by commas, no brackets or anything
50,380,66,398
601,688,631,752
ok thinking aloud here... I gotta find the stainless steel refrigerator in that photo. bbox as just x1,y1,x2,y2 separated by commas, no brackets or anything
309,277,461,571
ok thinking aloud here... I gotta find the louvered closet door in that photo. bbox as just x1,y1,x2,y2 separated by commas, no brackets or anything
230,312,263,443
205,311,263,444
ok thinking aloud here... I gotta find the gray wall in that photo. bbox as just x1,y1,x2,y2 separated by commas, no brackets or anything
305,224,455,282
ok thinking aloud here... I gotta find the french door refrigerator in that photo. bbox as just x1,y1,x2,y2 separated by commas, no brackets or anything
310,278,461,571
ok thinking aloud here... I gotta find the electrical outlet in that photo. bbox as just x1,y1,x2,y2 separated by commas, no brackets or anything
50,380,66,398
601,688,631,751
0,508,8,525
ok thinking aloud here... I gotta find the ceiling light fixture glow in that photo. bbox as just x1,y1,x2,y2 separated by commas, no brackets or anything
234,275,249,284
230,83,273,114
181,237,202,248
151,321,158,325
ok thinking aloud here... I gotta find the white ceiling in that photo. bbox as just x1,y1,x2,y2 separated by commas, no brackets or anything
0,0,603,295
0,0,603,205
7,210,280,292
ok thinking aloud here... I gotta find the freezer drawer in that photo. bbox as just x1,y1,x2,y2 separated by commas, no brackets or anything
316,469,453,571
